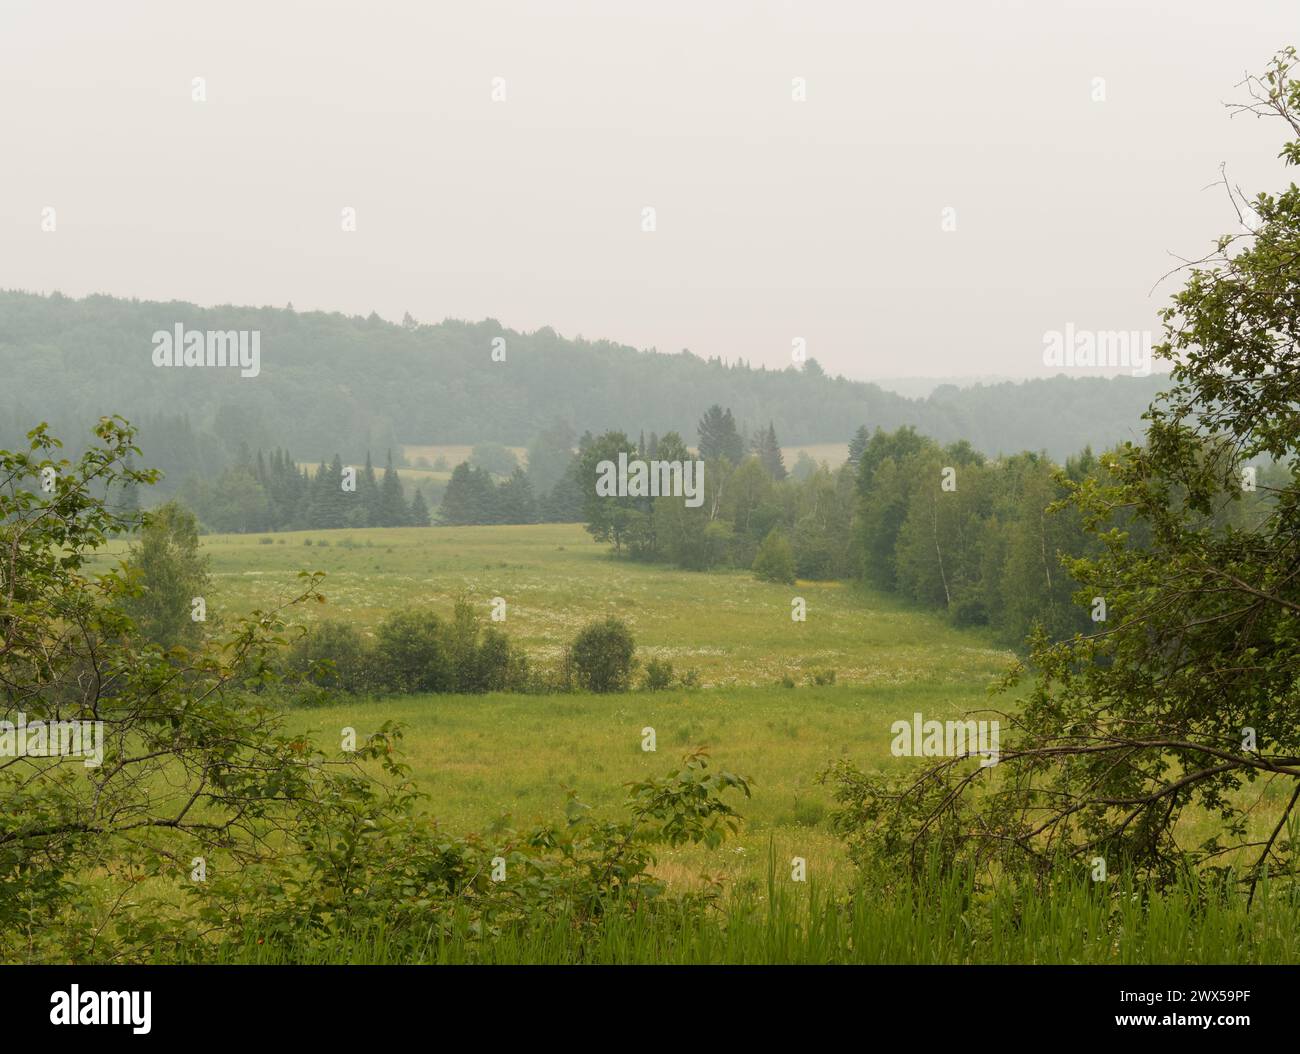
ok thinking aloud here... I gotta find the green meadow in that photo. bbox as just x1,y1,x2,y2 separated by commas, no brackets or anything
58,521,1300,961
86,521,1297,902
90,522,1015,890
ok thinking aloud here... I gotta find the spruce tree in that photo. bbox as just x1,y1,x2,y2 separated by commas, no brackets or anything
754,422,788,480
848,425,871,466
409,488,431,526
697,405,745,464
379,450,408,526
360,451,380,526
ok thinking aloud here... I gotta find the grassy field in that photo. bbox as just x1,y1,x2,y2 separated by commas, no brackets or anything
53,521,1300,962
88,522,1015,890
83,522,1299,900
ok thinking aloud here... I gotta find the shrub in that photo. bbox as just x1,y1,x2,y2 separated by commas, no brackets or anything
288,620,372,694
475,625,529,691
950,596,989,627
119,500,210,648
641,658,674,691
752,527,796,584
567,617,636,693
373,609,453,693
811,669,837,686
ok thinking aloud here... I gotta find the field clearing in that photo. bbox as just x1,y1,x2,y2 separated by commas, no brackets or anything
85,522,1296,893
86,523,1017,887
784,442,849,468
402,443,527,470
93,522,1014,690
296,461,451,490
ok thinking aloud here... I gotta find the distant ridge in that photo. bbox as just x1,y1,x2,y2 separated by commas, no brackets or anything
1,290,1166,462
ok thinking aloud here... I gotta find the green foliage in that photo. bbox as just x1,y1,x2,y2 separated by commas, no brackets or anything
0,419,373,961
373,609,454,693
751,422,788,480
119,499,210,647
697,404,745,464
295,602,530,697
825,51,1300,891
752,526,796,584
640,658,674,691
566,617,637,693
287,619,372,694
187,749,751,956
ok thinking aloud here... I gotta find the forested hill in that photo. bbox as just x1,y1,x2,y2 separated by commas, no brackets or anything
1,289,1165,461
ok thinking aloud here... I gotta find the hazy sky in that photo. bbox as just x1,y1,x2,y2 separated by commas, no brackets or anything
2,0,1296,380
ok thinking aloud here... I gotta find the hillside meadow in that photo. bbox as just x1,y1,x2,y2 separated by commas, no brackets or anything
87,522,1014,889
84,521,1297,900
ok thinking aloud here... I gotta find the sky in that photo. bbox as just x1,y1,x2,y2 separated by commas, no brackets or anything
2,0,1297,380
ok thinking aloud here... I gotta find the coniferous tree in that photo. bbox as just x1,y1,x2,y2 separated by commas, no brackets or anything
498,468,538,524
753,422,788,481
379,450,408,526
439,462,497,524
525,420,576,499
409,487,431,526
360,451,380,526
847,425,871,466
697,405,745,464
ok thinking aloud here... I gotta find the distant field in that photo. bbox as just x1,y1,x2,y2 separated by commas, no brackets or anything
784,442,849,468
402,441,848,474
296,460,450,493
93,523,1013,689
402,444,528,471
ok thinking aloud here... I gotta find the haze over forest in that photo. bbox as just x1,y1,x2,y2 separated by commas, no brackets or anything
0,290,1166,468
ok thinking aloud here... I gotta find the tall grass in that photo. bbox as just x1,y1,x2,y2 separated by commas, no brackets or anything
189,861,1300,965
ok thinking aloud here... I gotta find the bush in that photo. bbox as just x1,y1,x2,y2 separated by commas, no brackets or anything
752,527,796,584
288,620,372,694
950,596,989,627
641,658,674,691
567,617,636,693
373,609,453,693
120,500,210,648
353,603,533,696
475,626,529,691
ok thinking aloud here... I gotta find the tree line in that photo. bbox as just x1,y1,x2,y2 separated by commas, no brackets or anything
178,447,429,532
0,288,1168,467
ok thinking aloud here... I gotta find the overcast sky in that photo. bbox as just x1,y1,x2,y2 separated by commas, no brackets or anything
2,0,1296,380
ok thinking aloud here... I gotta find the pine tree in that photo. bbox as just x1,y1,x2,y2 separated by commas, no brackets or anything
360,451,380,526
409,487,431,526
439,462,496,524
379,450,408,526
309,455,348,529
754,422,788,480
497,468,538,523
697,405,745,464
848,425,871,466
